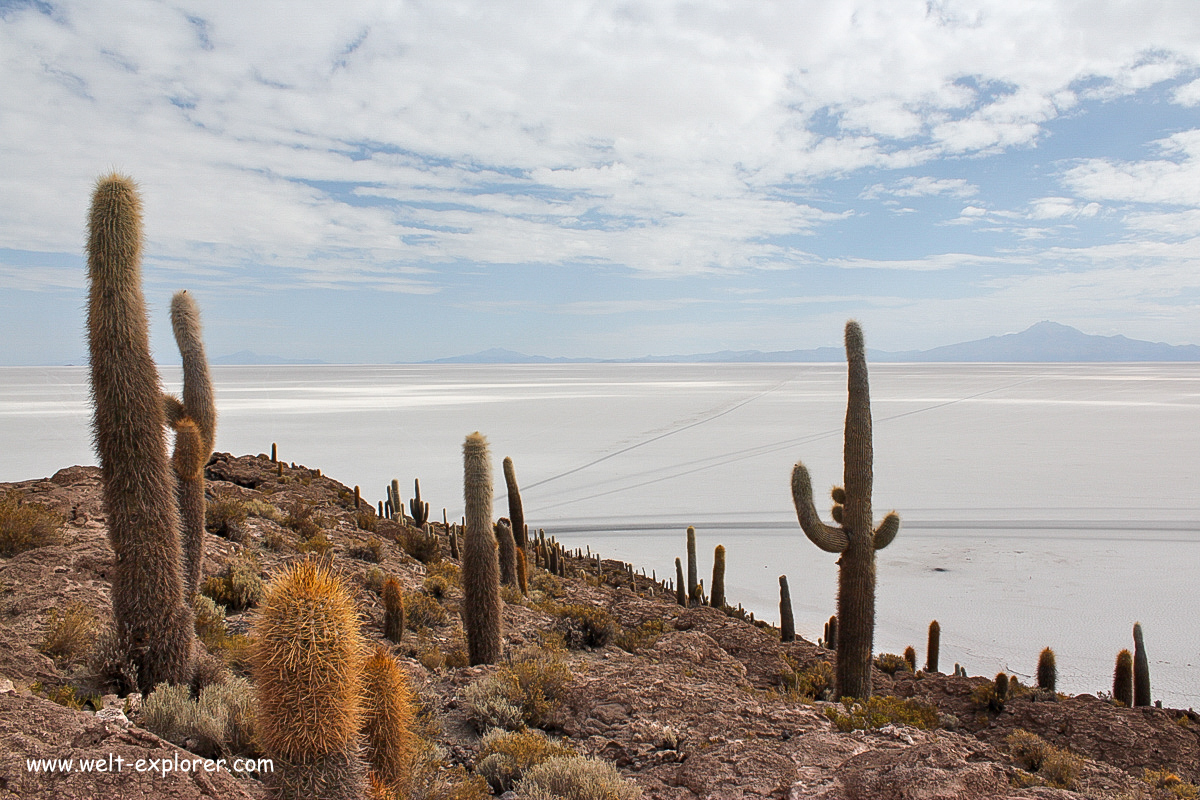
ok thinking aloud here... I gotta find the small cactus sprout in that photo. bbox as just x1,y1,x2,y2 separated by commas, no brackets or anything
462,433,502,665
779,575,795,643
674,558,686,607
382,577,405,643
361,645,418,796
1036,647,1057,692
925,620,941,673
410,479,429,528
791,321,900,700
1113,649,1134,706
1133,622,1151,707
904,646,917,672
686,526,700,606
710,545,726,608
502,457,527,550
86,174,193,692
495,519,517,587
252,560,367,799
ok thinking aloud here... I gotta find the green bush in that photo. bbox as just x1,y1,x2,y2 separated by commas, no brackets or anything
824,696,939,732
0,491,62,556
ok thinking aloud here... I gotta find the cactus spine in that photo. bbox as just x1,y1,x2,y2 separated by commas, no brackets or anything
1113,648,1134,706
495,519,517,587
252,561,366,799
462,432,502,665
502,456,527,550
86,174,193,692
1133,622,1151,707
686,526,700,606
1037,647,1057,692
382,577,405,643
710,544,726,608
167,289,215,596
361,645,417,797
790,321,899,699
779,575,795,643
925,620,940,673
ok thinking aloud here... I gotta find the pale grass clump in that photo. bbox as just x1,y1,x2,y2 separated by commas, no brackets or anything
514,755,642,800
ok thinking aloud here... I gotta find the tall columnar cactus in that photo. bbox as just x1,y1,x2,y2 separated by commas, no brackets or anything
165,289,215,596
779,575,795,643
462,432,502,665
790,320,900,699
674,558,686,606
502,456,527,550
86,174,193,692
1037,647,1057,692
1133,622,1151,707
361,645,417,797
710,545,726,608
686,526,700,606
410,479,429,528
1113,649,1134,707
252,560,366,799
925,620,941,673
515,547,529,596
382,577,405,644
495,519,517,587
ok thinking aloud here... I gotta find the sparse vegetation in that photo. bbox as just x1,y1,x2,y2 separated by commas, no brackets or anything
779,657,835,702
141,678,257,763
824,695,939,732
205,496,248,541
514,755,643,800
554,604,617,649
201,553,264,611
614,619,666,653
1007,729,1083,790
38,601,97,665
0,491,62,556
873,652,912,675
1144,768,1199,799
406,591,449,629
476,728,576,792
463,645,572,731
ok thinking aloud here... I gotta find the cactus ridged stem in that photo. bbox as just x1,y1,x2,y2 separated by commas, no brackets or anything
1113,649,1134,707
674,558,686,607
86,174,193,692
495,519,517,587
1037,647,1057,692
710,544,726,608
1133,623,1151,707
462,433,501,665
925,620,940,673
686,526,699,606
779,575,795,643
502,457,527,550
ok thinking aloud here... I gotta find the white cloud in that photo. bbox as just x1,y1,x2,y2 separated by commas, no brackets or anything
1174,78,1200,106
861,176,978,200
1062,129,1200,207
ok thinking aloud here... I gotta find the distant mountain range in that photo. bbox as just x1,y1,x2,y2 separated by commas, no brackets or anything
422,322,1200,364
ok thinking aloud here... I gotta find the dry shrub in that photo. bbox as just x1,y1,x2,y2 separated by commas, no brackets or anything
463,646,572,732
554,604,617,649
141,678,257,763
356,511,377,533
514,755,642,800
1144,768,1200,799
296,529,333,556
206,497,249,541
0,491,62,556
363,566,386,593
1007,729,1083,790
779,657,835,702
201,553,264,611
824,696,939,732
38,602,97,664
401,526,441,564
193,594,228,650
350,536,384,563
406,592,449,629
282,501,321,540
426,561,462,587
614,619,665,653
476,729,576,792
873,652,912,675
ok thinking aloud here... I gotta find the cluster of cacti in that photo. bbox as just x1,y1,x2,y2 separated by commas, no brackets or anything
252,561,367,799
790,321,900,700
86,174,194,693
778,576,795,642
410,478,430,527
1037,647,1057,692
462,432,502,665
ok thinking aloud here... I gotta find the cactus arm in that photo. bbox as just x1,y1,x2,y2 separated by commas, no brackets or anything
873,512,900,550
162,393,185,428
791,462,848,553
170,290,216,453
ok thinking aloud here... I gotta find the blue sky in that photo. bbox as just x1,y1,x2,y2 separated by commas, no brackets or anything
1,0,1199,364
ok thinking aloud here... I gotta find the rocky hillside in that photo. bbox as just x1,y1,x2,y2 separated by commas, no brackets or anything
1,453,1198,799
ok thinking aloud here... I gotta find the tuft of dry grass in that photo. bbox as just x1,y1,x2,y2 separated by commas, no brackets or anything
0,491,62,556
38,602,97,664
